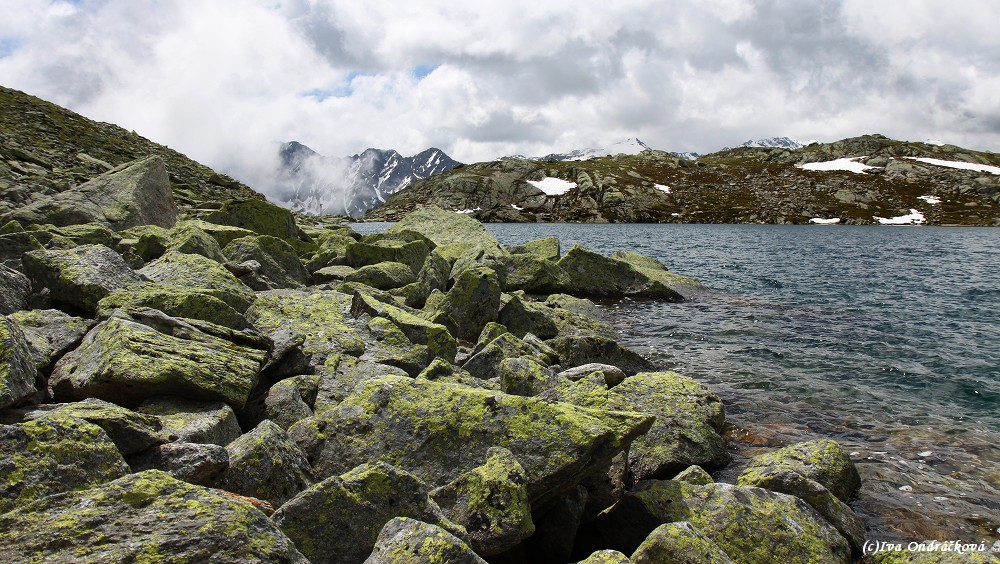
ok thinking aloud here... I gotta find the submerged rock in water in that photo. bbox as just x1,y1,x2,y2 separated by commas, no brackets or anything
741,439,862,503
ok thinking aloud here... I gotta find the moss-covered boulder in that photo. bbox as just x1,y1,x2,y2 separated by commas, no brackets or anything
352,291,457,363
737,465,865,556
430,447,534,556
116,223,170,262
245,289,365,369
179,218,256,249
313,264,355,284
221,420,315,507
606,371,730,483
303,231,355,272
205,197,299,240
741,439,862,503
401,248,451,308
288,375,654,509
38,398,162,456
0,317,36,409
674,464,715,486
556,245,684,300
361,315,434,376
50,314,265,409
630,521,735,564
0,469,308,563
97,282,250,329
364,517,488,564
344,260,417,290
497,292,560,339
578,550,633,563
223,235,311,290
388,205,501,261
508,236,560,261
499,357,560,397
549,335,653,376
2,156,178,230
347,237,433,274
138,251,257,312
611,250,705,299
127,441,229,486
427,266,501,342
137,396,242,446
450,244,511,287
0,231,44,272
164,220,227,261
558,363,627,386
22,244,142,313
0,263,30,314
7,308,95,371
462,332,545,381
252,376,315,430
0,415,129,514
577,480,851,563
313,356,409,414
273,462,439,564
504,253,569,294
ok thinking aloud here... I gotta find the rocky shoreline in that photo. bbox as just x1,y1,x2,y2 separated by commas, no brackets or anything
0,145,870,564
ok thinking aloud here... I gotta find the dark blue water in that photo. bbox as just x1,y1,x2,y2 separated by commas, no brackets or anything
356,222,1000,544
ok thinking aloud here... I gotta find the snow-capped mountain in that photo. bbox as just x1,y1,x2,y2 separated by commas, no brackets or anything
727,137,813,150
538,138,654,161
273,142,460,217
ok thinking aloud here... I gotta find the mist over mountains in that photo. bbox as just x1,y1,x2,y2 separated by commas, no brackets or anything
272,142,460,217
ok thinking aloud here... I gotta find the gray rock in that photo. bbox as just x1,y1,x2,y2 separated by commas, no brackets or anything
127,441,229,486
313,357,408,414
223,235,311,290
0,231,44,272
607,371,730,483
557,245,683,300
426,266,501,342
577,550,633,563
630,521,735,564
165,221,227,262
387,205,502,261
259,378,314,430
499,357,560,397
288,375,654,509
462,332,541,381
138,251,257,312
204,197,299,240
49,314,265,409
6,308,95,371
0,263,30,314
221,420,315,507
548,335,654,376
558,363,627,386
508,236,560,261
0,415,129,514
22,244,142,313
344,261,417,290
138,396,242,446
430,448,535,556
364,517,487,564
37,398,162,455
0,317,36,409
740,439,862,504
273,462,438,564
2,156,178,230
0,470,308,563
504,253,569,294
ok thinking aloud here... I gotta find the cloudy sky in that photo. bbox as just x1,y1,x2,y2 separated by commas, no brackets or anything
2,0,999,192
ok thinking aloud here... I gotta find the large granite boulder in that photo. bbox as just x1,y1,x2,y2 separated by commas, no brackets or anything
0,317,36,409
22,244,142,313
49,313,265,409
740,439,862,503
503,253,569,294
0,263,30,314
364,517,487,564
97,282,250,329
388,205,502,261
36,398,162,455
165,220,227,262
223,235,311,290
508,236,560,261
7,309,95,371
430,447,535,556
288,375,654,509
245,289,365,370
556,245,684,300
138,251,257,312
607,371,730,483
2,156,178,230
344,261,416,290
220,420,315,507
347,236,433,274
0,415,129,514
611,250,705,298
577,479,851,563
137,396,242,446
548,334,654,375
0,470,308,563
205,197,299,240
273,462,439,564
630,521,735,564
352,292,457,363
426,266,501,342
127,441,229,487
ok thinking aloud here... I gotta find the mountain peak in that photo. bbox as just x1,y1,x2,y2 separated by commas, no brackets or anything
727,137,813,150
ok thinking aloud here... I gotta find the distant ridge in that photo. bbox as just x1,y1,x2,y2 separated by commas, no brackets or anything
273,142,460,217
726,137,813,150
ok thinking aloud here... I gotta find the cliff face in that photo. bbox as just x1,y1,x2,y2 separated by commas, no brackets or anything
365,135,1000,226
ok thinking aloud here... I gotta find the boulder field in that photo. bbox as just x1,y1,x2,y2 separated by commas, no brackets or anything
0,163,867,564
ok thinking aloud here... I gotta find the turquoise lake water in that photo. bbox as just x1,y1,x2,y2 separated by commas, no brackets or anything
354,222,1000,545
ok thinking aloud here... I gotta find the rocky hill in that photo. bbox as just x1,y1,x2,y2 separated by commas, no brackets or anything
0,86,871,562
366,134,1000,226
274,141,460,217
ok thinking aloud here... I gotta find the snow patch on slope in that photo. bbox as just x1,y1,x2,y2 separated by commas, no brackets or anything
798,157,876,174
904,157,1000,175
527,177,577,195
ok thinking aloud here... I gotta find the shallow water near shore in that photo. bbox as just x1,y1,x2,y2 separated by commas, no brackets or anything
354,222,1000,546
